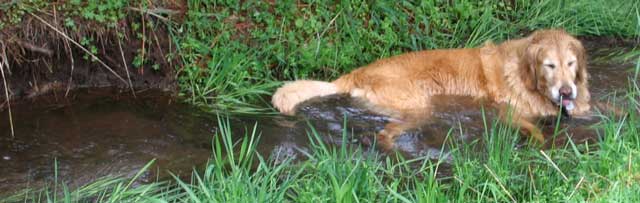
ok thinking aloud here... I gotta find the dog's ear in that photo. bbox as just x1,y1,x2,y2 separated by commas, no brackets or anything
522,41,541,91
571,39,588,87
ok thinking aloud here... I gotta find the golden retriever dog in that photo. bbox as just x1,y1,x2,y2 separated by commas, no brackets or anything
272,29,590,150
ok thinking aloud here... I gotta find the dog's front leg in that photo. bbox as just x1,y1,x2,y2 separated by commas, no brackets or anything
376,111,429,151
514,117,545,144
377,121,424,151
497,103,545,144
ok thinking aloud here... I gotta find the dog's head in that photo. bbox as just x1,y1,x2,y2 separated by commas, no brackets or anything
521,29,588,112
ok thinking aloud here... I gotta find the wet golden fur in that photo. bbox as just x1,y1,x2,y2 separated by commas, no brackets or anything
272,29,590,150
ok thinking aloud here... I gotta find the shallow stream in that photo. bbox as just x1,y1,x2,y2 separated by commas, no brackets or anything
0,44,636,194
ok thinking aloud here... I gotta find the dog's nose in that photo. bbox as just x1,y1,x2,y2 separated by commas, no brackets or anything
559,85,572,98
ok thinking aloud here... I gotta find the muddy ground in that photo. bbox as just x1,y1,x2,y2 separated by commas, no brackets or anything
0,38,176,101
0,8,179,103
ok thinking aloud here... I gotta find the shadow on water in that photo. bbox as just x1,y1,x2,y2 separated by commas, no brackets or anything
0,41,636,194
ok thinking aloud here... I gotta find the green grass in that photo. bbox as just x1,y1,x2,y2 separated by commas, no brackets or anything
3,62,639,202
1,0,639,112
1,1,640,202
168,0,640,112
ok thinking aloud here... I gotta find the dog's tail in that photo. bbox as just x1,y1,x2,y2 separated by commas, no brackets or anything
272,80,343,115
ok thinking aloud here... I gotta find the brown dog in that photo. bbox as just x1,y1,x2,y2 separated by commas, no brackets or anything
272,29,590,150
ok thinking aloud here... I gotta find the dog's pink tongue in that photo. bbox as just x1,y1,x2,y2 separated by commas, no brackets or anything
562,99,572,106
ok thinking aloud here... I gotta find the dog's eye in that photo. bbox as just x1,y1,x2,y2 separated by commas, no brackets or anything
567,61,575,66
544,64,556,69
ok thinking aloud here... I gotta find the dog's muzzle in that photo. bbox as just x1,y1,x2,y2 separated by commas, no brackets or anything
558,85,575,111
560,98,575,111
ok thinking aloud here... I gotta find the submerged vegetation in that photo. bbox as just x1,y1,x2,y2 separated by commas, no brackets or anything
1,0,640,202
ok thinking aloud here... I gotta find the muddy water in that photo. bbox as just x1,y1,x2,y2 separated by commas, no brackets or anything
0,89,211,193
0,49,635,194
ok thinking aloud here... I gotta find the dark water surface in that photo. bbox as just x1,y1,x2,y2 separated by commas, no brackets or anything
0,47,636,194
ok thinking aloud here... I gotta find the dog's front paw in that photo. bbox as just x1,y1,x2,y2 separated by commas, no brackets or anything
376,131,396,152
527,128,546,145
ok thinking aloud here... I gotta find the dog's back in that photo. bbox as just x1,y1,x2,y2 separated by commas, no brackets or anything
272,48,490,115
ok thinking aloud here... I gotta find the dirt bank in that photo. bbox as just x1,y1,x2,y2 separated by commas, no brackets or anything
0,1,185,103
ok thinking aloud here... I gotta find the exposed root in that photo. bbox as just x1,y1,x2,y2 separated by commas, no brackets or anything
0,42,15,138
127,7,178,23
26,81,65,99
15,39,53,57
0,3,179,101
139,8,147,75
63,35,74,97
118,33,136,97
28,12,129,85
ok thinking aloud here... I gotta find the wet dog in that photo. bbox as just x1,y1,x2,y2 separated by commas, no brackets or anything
272,29,590,150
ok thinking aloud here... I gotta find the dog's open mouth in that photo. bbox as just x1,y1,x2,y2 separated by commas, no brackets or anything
559,97,575,111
